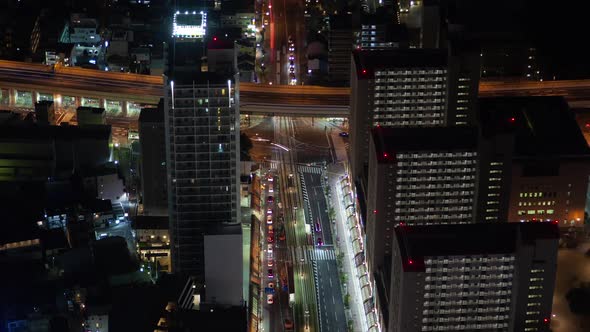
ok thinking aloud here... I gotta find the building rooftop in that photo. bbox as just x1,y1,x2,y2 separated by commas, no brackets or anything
478,96,590,158
352,48,447,79
167,40,233,84
0,124,111,140
139,104,164,124
328,14,353,30
132,216,169,230
77,106,105,114
394,222,559,272
371,126,478,163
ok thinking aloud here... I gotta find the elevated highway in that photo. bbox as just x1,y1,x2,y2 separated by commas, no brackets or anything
1,60,590,118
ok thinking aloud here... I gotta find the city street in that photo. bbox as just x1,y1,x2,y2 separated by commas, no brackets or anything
299,165,347,331
245,115,348,332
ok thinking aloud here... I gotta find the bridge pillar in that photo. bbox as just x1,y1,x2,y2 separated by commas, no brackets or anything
121,100,128,117
75,96,82,109
8,88,16,107
54,93,61,110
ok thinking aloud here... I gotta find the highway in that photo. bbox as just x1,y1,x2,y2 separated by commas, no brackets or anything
3,60,590,110
0,60,162,104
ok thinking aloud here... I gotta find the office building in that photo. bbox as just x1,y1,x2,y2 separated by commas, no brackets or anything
34,100,56,126
350,48,479,190
164,15,241,287
327,14,354,86
76,106,106,126
354,11,407,50
139,103,168,216
366,126,479,286
478,96,590,227
389,222,559,332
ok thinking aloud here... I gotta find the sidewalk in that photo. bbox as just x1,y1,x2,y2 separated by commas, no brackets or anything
322,130,381,332
321,162,367,332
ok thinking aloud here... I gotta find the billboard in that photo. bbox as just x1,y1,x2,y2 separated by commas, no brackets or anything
173,11,207,39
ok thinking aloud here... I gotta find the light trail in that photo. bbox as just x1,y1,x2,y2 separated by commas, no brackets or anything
271,142,290,152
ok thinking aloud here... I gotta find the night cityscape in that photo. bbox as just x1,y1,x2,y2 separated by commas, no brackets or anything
1,1,590,332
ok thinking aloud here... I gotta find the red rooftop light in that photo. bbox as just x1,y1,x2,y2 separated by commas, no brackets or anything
408,259,413,265
383,152,388,158
543,318,549,323
362,69,367,74
510,117,516,122
373,210,377,214
213,37,217,41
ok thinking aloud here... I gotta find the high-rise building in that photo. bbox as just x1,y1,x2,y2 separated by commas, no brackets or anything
365,126,479,290
350,48,479,193
164,12,241,287
388,222,559,332
327,14,354,86
139,102,168,216
477,96,590,227
353,11,407,50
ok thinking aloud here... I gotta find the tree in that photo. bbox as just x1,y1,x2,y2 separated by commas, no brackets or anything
240,132,253,161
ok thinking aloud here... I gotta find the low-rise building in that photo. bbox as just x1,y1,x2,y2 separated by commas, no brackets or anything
133,216,170,272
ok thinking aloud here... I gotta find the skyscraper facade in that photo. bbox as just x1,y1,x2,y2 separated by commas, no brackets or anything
366,126,479,291
164,13,241,281
164,76,240,279
389,222,559,332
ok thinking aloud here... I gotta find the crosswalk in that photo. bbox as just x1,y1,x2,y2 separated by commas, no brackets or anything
298,165,323,175
289,246,337,262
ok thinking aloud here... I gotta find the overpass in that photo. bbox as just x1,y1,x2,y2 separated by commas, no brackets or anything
1,60,590,118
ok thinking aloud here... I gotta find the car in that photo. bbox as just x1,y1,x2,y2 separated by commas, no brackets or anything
268,259,273,267
289,60,294,66
267,208,272,215
268,175,274,181
339,132,349,137
268,184,274,193
267,244,273,254
284,319,294,329
268,282,275,288
267,294,274,304
317,237,323,246
268,225,274,233
268,234,274,243
267,196,274,203
268,269,274,278
267,215,273,224
289,55,294,60
290,67,295,73
315,220,321,232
